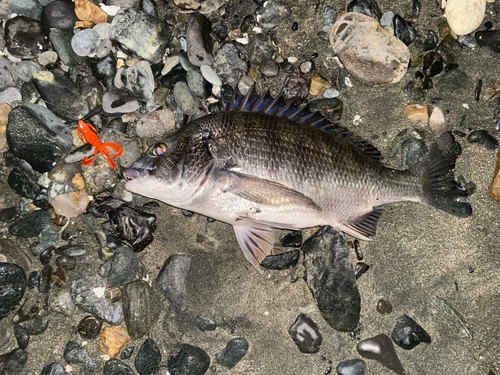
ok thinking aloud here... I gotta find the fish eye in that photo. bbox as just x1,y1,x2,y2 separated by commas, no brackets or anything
151,143,167,156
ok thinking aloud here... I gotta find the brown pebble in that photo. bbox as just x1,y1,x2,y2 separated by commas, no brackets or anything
354,262,370,279
78,316,103,339
376,299,393,315
404,103,429,126
309,73,331,96
99,326,131,358
51,267,67,287
105,286,122,303
489,148,500,202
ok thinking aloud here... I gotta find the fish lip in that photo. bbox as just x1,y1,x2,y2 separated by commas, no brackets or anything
123,167,148,180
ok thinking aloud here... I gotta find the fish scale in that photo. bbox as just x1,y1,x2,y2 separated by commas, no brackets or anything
124,92,471,269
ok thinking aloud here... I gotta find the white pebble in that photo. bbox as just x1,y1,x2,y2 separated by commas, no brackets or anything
200,64,222,86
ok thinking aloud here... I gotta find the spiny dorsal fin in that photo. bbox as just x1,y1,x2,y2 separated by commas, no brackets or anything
224,84,381,162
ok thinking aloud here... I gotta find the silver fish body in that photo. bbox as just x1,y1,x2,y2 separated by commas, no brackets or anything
124,110,471,268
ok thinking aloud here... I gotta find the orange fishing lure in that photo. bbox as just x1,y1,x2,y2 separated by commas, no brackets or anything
77,120,123,170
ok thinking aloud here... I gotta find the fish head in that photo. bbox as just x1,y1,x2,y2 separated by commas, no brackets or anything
123,133,192,205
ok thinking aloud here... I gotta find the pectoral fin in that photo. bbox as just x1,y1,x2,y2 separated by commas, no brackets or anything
233,223,275,269
222,170,322,211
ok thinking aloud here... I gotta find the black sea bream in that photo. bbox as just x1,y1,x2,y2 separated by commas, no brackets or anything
123,88,472,268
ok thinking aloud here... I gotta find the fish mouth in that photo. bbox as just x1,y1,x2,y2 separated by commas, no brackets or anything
123,167,149,181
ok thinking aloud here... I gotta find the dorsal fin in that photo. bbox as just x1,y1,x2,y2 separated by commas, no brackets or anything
223,85,382,162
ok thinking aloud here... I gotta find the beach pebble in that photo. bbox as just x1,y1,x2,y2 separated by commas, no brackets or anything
110,8,170,64
318,4,337,33
330,12,410,86
445,0,486,36
0,238,32,271
167,344,210,374
429,106,447,135
436,35,462,65
13,325,29,350
102,89,140,115
9,210,53,238
0,263,26,319
401,138,428,169
436,69,468,93
173,0,202,11
380,11,394,32
391,315,431,350
260,0,291,32
213,43,248,87
38,51,58,66
135,108,175,139
393,14,416,46
5,16,49,59
74,0,108,24
173,81,199,115
248,33,275,65
423,51,443,77
309,73,331,96
155,254,191,311
200,64,222,86
99,326,131,358
107,247,138,286
49,288,77,316
63,341,97,369
347,0,373,17
187,70,211,98
8,0,43,21
71,28,101,56
7,104,73,172
123,280,160,339
261,249,300,270
32,70,89,120
41,362,68,375
70,274,124,324
134,338,161,375
357,334,405,375
186,13,213,66
336,359,366,375
475,29,500,53
0,349,27,373
302,226,361,332
283,73,309,105
216,338,249,369
404,103,429,125
103,359,134,375
41,0,79,30
467,130,498,150
77,316,102,339
288,314,322,353
196,316,217,331
119,61,155,99
106,206,156,252
281,230,302,247
376,299,393,314
50,191,90,218
49,29,86,67
260,60,279,78
91,54,116,89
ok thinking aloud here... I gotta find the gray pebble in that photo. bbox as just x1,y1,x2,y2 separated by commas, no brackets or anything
200,64,222,86
0,87,21,104
173,81,199,115
71,28,101,57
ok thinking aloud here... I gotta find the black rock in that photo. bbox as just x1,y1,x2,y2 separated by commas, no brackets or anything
103,359,135,375
0,207,20,223
281,230,302,247
436,69,468,93
7,104,73,173
421,29,439,51
212,24,228,41
336,358,366,375
354,262,370,279
135,338,162,375
167,344,210,375
55,245,86,257
0,238,32,271
467,130,499,150
20,312,49,335
13,324,30,349
436,35,462,65
288,314,322,353
7,168,40,200
27,271,38,289
216,338,248,369
5,16,49,58
49,29,86,67
90,54,117,89
40,247,55,265
9,210,53,238
155,254,191,310
38,264,52,293
493,105,500,131
102,89,140,115
109,8,170,64
412,0,421,17
391,314,431,350
283,72,309,106
401,138,428,169
357,334,405,375
106,206,156,252
70,274,124,324
63,341,96,370
423,51,443,77
347,0,372,17
107,247,139,286
302,226,361,332
123,280,160,339
261,250,300,270
160,64,187,89
0,348,28,375
475,29,500,53
260,0,292,32
196,316,217,331
32,70,89,121
41,0,78,30
120,346,134,360
77,316,102,339
248,33,275,65
186,13,213,67
393,15,416,46
0,263,26,319
41,362,69,375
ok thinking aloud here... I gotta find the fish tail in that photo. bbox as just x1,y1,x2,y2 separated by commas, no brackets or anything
419,144,472,217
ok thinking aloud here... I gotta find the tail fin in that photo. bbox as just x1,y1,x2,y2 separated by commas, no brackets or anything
420,144,472,217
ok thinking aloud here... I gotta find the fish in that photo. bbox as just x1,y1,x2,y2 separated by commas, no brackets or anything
123,87,472,269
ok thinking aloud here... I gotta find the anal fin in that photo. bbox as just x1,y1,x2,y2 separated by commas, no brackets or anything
232,223,275,269
339,206,384,241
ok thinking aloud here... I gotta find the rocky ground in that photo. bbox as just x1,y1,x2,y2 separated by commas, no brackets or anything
0,0,499,374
